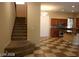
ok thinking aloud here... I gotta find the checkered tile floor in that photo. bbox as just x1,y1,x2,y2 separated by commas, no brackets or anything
34,38,79,57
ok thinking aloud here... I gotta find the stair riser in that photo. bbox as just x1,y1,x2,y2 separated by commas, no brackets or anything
13,29,27,31
14,27,26,29
15,25,26,26
12,34,26,36
15,21,26,22
15,20,26,22
13,30,26,33
12,32,26,34
14,25,26,27
12,38,27,40
14,28,26,30
13,32,26,34
12,33,26,35
12,36,26,38
11,39,27,40
15,21,25,22
15,23,26,26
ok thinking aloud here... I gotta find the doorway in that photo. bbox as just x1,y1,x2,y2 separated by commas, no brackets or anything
40,11,50,38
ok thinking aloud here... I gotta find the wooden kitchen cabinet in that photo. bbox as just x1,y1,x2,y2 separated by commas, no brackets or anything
50,18,67,37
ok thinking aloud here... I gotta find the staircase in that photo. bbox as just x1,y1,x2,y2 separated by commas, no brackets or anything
5,17,35,57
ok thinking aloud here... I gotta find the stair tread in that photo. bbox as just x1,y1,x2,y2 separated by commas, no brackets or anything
14,26,26,27
11,38,26,40
13,32,26,34
13,29,26,30
6,40,32,49
12,35,27,37
12,36,26,37
15,24,26,25
12,37,27,40
14,26,26,29
15,23,27,26
14,29,26,30
12,33,26,36
13,30,26,32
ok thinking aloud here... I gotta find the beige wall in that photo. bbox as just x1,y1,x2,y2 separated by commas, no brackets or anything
27,3,40,46
16,4,26,17
48,12,75,19
0,2,15,53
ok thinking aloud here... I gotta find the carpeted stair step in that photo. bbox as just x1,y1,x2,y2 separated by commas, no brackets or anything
15,19,25,22
5,40,34,52
14,24,27,27
14,26,26,29
5,17,35,57
14,25,26,27
12,36,26,39
11,38,26,40
13,30,26,33
15,23,26,24
12,33,26,36
15,47,35,57
5,40,35,56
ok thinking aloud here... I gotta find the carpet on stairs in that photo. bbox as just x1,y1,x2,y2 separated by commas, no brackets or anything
4,17,36,57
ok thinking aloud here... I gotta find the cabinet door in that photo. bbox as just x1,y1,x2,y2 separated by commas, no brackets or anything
50,19,59,37
50,18,67,37
51,19,58,26
59,19,67,26
51,28,59,37
76,18,79,28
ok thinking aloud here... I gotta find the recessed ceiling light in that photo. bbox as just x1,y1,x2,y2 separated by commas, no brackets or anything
72,5,75,8
72,10,74,12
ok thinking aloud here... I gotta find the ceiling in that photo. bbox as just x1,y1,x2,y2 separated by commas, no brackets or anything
41,2,79,13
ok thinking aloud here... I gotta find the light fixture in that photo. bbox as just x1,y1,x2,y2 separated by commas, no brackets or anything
16,2,25,4
72,5,75,8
